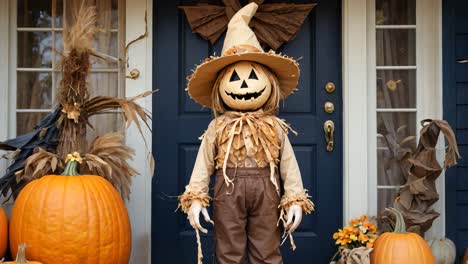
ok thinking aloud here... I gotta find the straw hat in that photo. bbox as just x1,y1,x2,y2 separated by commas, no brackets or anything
186,2,300,108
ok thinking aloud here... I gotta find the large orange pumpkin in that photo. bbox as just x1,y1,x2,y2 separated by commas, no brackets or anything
0,206,7,258
371,208,435,264
9,158,131,264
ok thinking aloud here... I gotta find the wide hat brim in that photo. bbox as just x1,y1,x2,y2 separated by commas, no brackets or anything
187,51,300,108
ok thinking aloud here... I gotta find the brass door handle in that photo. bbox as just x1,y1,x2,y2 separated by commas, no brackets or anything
324,120,335,152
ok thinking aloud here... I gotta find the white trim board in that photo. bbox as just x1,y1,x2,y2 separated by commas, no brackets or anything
0,0,10,177
417,0,444,239
342,0,369,222
125,0,153,262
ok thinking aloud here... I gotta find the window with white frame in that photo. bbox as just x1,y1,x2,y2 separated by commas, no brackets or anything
12,0,125,140
373,0,417,215
368,0,442,226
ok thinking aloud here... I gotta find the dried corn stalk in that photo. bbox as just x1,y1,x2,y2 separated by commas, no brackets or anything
57,3,96,156
393,119,460,234
15,148,62,182
82,133,138,199
0,4,153,200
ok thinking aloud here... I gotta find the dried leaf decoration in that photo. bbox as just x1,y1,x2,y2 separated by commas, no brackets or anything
179,0,316,50
393,119,461,234
337,247,373,264
82,133,138,200
84,92,153,135
15,148,62,182
0,4,154,200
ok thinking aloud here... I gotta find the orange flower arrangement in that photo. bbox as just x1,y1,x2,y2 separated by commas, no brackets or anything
333,215,378,249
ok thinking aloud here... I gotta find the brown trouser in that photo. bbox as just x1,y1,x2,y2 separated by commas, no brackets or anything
213,168,282,264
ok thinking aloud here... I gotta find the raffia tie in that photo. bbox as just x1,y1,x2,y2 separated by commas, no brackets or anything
219,111,297,194
65,152,83,164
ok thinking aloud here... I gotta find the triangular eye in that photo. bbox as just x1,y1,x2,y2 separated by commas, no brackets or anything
248,69,258,80
229,69,240,82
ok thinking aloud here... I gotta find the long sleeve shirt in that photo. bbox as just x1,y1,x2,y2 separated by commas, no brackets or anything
183,112,308,201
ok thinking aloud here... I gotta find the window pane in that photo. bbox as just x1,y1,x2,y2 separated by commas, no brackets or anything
86,113,124,145
376,0,416,25
377,70,416,108
377,189,399,215
16,112,48,134
17,0,52,28
92,32,119,69
17,72,52,109
96,0,119,29
376,29,416,66
55,0,63,27
55,33,119,70
63,0,119,30
56,73,121,98
54,31,63,68
377,112,416,185
377,147,407,185
18,31,52,68
88,73,120,98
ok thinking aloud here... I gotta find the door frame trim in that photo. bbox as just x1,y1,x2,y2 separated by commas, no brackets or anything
0,0,10,176
342,0,370,223
125,0,153,262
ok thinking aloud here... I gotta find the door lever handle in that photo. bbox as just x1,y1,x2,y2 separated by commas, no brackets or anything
323,120,335,152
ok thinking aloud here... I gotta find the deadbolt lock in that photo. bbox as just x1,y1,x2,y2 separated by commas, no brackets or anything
325,82,336,93
324,102,335,114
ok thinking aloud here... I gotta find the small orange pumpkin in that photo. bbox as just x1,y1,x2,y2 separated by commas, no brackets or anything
4,243,42,264
9,157,131,264
0,206,8,258
371,208,435,264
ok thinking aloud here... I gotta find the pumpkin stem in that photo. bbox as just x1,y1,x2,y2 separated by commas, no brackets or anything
385,207,407,234
62,152,82,176
15,243,30,264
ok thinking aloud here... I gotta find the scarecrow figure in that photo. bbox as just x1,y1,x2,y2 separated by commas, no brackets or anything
178,3,314,263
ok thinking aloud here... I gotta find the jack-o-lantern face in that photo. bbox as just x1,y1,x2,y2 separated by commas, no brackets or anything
219,61,272,111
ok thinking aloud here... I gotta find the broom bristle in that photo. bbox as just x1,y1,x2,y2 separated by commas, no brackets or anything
63,3,98,53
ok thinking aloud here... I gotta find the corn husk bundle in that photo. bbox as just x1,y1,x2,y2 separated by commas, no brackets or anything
15,133,137,199
392,119,460,234
332,247,373,264
0,4,153,200
378,119,460,235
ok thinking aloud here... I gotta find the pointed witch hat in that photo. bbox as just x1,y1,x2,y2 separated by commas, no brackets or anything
186,2,300,108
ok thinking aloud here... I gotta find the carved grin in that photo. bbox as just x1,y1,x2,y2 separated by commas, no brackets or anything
225,87,266,100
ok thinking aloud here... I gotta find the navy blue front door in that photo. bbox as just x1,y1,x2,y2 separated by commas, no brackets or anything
444,0,468,260
152,1,342,263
